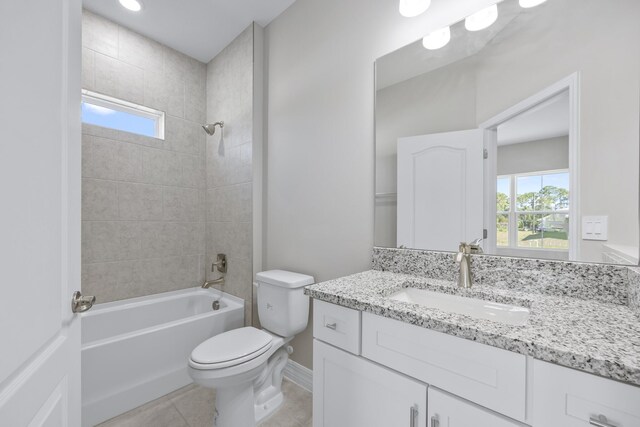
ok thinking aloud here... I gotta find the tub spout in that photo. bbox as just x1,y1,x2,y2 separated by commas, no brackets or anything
202,276,225,289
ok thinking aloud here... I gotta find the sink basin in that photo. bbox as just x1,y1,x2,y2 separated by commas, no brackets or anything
388,288,530,326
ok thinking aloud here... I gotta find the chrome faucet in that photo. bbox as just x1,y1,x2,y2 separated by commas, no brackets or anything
456,239,483,288
202,276,225,289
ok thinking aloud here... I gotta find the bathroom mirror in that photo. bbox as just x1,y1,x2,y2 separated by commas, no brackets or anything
374,0,640,265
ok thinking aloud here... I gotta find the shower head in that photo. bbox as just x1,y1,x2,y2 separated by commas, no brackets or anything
202,121,224,136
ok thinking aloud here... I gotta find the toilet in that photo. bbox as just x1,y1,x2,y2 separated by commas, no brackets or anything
188,270,314,427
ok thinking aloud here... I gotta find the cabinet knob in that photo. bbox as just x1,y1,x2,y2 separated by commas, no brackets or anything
589,415,615,427
325,322,337,330
431,414,439,427
409,405,418,427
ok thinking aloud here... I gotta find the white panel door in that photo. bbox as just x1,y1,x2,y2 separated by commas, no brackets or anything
428,388,525,427
0,0,82,426
313,340,427,427
397,129,484,251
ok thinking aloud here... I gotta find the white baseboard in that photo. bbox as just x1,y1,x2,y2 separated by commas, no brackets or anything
283,359,312,392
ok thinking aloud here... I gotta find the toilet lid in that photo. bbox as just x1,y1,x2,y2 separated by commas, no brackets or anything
190,327,273,366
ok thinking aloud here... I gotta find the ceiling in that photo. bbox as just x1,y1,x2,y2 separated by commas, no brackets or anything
82,0,297,63
497,90,569,146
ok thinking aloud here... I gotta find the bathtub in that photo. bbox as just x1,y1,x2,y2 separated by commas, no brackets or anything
81,287,244,426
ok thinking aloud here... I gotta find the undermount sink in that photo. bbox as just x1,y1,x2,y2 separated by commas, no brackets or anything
388,288,530,326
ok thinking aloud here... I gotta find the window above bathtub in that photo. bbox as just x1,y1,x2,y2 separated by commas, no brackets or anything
81,90,165,139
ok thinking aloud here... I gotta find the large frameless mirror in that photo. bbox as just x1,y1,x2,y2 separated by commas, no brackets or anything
374,0,640,265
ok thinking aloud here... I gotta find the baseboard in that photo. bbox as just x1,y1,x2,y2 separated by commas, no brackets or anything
284,359,312,392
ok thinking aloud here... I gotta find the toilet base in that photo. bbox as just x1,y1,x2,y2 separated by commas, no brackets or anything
190,338,292,427
254,387,284,424
253,346,290,424
214,383,256,427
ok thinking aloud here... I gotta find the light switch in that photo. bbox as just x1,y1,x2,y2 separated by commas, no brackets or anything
582,216,608,241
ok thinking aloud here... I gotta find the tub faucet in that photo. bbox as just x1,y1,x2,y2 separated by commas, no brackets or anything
456,239,483,288
202,276,225,289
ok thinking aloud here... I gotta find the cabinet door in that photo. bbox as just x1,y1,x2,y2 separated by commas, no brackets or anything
314,339,427,427
532,360,640,427
428,388,525,427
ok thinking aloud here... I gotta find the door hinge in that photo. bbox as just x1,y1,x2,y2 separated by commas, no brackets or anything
483,149,488,159
483,229,488,239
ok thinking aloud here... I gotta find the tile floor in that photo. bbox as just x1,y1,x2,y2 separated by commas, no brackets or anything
97,378,312,427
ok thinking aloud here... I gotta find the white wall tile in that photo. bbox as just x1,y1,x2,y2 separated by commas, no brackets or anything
116,141,144,182
118,221,142,260
144,71,184,118
82,178,119,220
164,48,190,81
82,221,120,263
164,187,202,222
142,147,181,186
82,47,96,91
118,182,164,220
82,134,119,180
165,116,204,155
81,11,207,304
82,11,118,57
180,153,205,188
118,26,164,71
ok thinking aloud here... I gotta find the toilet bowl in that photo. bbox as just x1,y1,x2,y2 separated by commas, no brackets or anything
188,270,314,427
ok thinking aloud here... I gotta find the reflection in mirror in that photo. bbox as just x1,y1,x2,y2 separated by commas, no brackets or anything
374,0,639,265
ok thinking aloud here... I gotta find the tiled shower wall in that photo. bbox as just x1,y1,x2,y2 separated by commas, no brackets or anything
81,10,207,303
205,25,256,323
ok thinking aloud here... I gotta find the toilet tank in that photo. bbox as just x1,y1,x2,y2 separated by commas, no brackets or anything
256,270,314,337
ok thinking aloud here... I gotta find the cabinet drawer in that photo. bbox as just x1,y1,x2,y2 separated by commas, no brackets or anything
428,388,526,427
313,300,361,354
362,312,526,421
532,359,640,427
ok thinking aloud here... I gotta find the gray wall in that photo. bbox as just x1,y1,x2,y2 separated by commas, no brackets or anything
497,136,569,176
205,25,257,324
81,11,207,303
264,0,496,369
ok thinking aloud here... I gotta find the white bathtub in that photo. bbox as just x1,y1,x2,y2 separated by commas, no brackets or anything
81,287,244,426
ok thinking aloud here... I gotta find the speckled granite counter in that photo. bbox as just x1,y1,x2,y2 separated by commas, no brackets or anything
305,269,640,387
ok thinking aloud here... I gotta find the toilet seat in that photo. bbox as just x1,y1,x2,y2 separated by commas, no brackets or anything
190,327,273,370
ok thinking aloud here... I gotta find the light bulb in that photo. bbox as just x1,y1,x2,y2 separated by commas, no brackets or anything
422,26,451,50
119,0,142,12
519,0,547,8
399,0,431,18
465,4,498,32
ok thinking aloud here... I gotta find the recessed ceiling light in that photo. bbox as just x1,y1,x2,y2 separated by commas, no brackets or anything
119,0,142,12
465,4,498,32
422,26,451,50
519,0,548,8
398,0,431,18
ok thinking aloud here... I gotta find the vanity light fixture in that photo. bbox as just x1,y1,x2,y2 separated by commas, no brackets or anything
465,4,498,31
399,0,431,18
519,0,547,8
119,0,143,12
422,26,451,50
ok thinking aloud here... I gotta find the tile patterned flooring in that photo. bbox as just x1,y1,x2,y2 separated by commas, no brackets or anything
97,379,312,427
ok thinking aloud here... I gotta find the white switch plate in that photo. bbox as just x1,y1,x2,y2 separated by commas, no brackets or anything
582,216,608,241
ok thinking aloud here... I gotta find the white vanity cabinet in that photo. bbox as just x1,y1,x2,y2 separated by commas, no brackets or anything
313,340,427,427
312,300,640,427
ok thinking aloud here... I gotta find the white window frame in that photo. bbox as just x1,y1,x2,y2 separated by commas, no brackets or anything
497,169,570,252
81,89,165,139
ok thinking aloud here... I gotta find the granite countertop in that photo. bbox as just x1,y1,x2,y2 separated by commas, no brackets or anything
305,270,640,386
